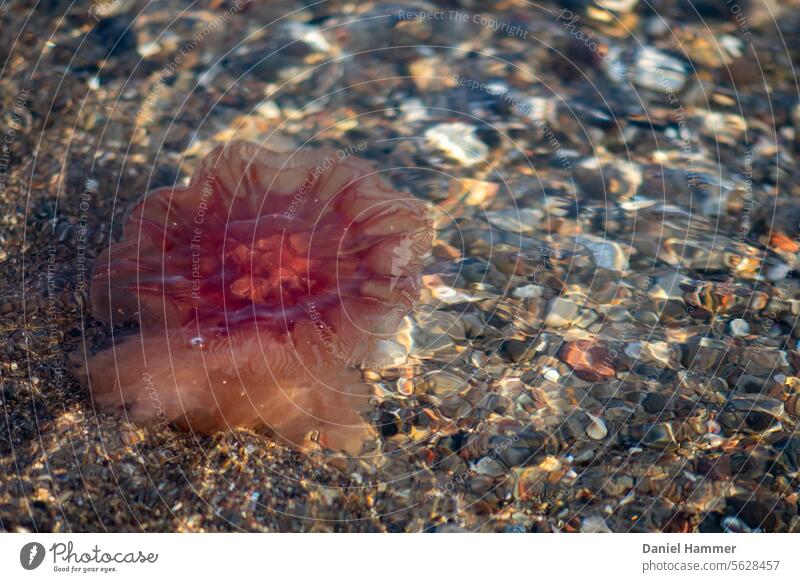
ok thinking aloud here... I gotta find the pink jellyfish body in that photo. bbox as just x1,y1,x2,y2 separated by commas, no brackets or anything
73,141,432,453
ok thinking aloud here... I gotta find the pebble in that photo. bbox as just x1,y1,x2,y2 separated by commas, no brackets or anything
582,515,613,533
558,340,616,382
583,238,629,271
425,282,473,305
642,393,673,414
423,371,467,397
545,298,581,328
639,423,678,449
474,457,506,477
425,122,489,166
503,339,536,363
498,445,534,467
785,395,800,418
575,158,642,201
512,284,545,299
486,208,543,234
586,413,609,440
627,341,672,367
453,178,499,207
542,367,561,383
631,47,688,92
728,318,750,337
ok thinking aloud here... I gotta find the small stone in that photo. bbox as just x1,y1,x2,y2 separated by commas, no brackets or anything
778,438,800,472
503,339,536,363
452,178,499,207
642,393,673,414
785,395,800,417
632,46,688,92
486,208,543,235
425,122,488,166
729,395,784,417
558,340,616,382
645,342,672,366
408,57,457,91
439,394,471,419
582,515,613,533
584,239,629,270
538,455,562,472
499,446,534,467
648,271,687,301
728,318,750,337
542,367,561,383
595,0,638,11
426,283,472,305
255,100,281,119
474,457,505,477
469,475,495,495
639,423,678,449
545,297,581,328
721,516,760,534
432,241,462,260
424,371,467,397
515,467,548,501
575,158,642,201
512,284,545,299
767,261,790,282
397,378,415,396
586,413,608,440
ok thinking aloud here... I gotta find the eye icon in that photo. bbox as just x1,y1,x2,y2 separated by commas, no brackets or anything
20,542,46,570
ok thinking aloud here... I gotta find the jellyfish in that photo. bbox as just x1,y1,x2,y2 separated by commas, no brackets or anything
72,141,432,454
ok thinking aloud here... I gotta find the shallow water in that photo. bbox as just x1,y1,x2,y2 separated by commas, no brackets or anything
1,0,799,532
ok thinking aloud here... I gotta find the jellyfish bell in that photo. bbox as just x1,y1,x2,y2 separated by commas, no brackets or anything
72,141,432,455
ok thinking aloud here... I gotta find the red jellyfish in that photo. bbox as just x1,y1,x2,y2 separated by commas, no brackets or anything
72,141,432,454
